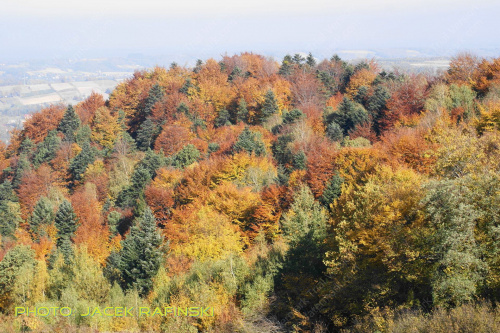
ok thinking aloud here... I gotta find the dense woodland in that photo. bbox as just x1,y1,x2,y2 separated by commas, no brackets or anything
1,52,500,332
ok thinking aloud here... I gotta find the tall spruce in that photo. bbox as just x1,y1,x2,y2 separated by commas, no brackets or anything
58,105,81,142
233,127,266,157
30,196,54,239
260,90,279,123
118,207,163,296
33,130,61,167
69,141,95,181
142,84,164,116
54,200,78,248
136,118,157,151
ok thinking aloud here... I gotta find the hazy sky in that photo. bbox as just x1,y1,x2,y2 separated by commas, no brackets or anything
1,0,499,62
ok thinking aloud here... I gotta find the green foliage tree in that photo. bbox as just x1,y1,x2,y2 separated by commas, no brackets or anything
69,141,96,181
142,83,164,116
0,181,22,238
136,118,158,151
55,200,78,248
215,109,232,127
33,130,61,167
118,207,163,296
0,246,35,311
233,127,266,156
236,98,249,123
320,172,344,207
173,144,201,168
58,105,81,142
327,97,368,135
29,196,54,239
12,154,30,188
260,90,279,123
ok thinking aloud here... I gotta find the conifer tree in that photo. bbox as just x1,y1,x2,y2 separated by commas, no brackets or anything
142,84,164,116
118,207,163,296
33,130,61,167
306,52,316,67
30,196,54,239
233,127,266,157
236,98,248,123
12,154,30,188
173,144,200,169
136,118,157,151
69,141,95,181
54,200,78,248
0,181,22,238
58,105,81,142
320,173,344,207
260,90,279,123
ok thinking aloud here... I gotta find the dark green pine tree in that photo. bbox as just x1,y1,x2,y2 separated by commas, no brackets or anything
139,148,166,177
29,196,54,239
293,151,307,170
228,66,243,81
179,78,194,95
366,86,391,135
236,98,248,123
118,207,163,296
33,130,61,167
54,200,78,248
260,90,279,123
0,181,21,238
326,121,343,142
136,118,157,151
306,52,316,68
116,166,152,208
18,138,35,157
282,108,304,125
215,109,232,128
278,54,293,76
69,141,95,181
327,97,368,136
233,127,266,157
12,154,30,188
176,102,189,116
173,144,201,169
320,173,344,207
142,84,164,116
58,105,81,142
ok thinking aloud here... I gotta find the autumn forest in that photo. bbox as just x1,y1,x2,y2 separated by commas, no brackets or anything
1,52,500,332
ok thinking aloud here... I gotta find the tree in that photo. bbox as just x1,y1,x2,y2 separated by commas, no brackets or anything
279,54,293,76
173,144,201,169
260,90,279,123
319,172,344,207
306,52,316,67
118,207,163,296
327,97,368,135
0,246,35,310
233,127,266,157
12,154,30,188
136,118,157,151
54,200,78,248
0,181,22,238
236,98,249,123
33,130,61,167
215,109,232,127
142,83,164,116
69,141,96,181
29,196,54,239
326,121,343,142
58,105,81,142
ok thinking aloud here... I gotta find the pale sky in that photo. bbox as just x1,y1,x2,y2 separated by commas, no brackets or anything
0,0,499,61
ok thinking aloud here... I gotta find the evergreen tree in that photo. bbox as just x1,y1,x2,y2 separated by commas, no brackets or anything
116,166,152,208
233,127,266,157
12,154,30,188
320,173,344,207
228,66,243,81
326,121,343,142
139,148,166,176
30,196,54,239
69,141,96,181
306,52,316,67
279,54,293,76
18,138,35,157
0,246,35,308
292,53,305,65
142,84,164,116
282,108,304,124
176,102,189,116
75,124,92,145
293,151,307,170
118,207,163,296
260,90,279,123
33,130,61,167
136,118,157,151
272,134,294,166
179,78,194,95
54,200,78,247
236,98,248,123
327,97,368,136
0,181,22,238
366,86,390,135
58,105,81,142
173,144,200,169
215,109,232,127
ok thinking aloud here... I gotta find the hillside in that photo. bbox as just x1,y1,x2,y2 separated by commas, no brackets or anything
1,52,500,332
